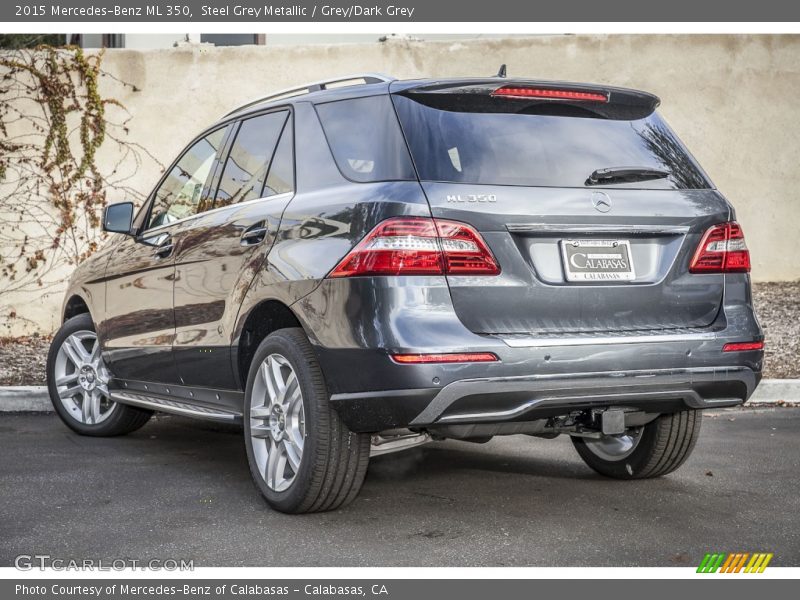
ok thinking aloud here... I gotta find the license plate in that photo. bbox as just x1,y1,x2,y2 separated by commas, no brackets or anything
561,239,635,282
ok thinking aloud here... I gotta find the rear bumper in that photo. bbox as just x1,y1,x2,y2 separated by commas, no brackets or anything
328,365,760,432
293,276,764,433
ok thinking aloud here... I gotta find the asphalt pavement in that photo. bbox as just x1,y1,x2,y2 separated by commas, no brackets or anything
1,406,798,567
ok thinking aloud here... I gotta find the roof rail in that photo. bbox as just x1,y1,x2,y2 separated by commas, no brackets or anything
224,73,396,117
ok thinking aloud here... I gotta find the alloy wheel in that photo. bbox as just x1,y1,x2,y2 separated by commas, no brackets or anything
582,427,644,462
249,353,306,492
53,330,115,425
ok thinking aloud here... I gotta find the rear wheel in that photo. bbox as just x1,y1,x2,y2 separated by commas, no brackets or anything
572,409,702,479
243,328,370,513
46,313,152,436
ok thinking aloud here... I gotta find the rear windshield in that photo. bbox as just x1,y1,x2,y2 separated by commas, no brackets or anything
392,94,711,190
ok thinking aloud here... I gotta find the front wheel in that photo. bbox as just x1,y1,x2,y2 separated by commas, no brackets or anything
243,328,370,513
572,409,702,479
46,313,152,436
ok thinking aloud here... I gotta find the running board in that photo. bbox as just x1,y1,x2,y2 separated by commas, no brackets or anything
109,390,242,422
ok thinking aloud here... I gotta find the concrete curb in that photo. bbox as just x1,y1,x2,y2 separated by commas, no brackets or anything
0,386,51,412
1,379,799,412
749,379,800,404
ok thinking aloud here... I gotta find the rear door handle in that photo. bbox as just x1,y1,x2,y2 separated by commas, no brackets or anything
240,222,268,246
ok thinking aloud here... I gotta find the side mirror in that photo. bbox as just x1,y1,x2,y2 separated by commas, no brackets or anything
103,202,134,235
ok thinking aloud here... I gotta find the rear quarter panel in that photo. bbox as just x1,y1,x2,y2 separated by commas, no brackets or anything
233,100,433,345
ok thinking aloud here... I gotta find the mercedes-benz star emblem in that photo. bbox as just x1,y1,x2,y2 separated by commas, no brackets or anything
591,191,612,213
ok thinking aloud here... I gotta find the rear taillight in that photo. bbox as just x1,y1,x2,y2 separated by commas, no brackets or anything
328,217,500,278
689,222,751,274
491,86,609,103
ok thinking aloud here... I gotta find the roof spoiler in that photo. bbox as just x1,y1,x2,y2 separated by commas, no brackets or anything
393,79,660,120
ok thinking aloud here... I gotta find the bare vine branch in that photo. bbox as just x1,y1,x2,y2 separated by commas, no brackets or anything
0,45,161,329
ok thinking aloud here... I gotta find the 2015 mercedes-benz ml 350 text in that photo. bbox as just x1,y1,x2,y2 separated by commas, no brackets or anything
47,74,764,513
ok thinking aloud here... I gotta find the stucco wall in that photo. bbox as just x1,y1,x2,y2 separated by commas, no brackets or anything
2,34,799,335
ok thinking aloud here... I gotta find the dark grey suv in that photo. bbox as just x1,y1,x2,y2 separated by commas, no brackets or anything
47,74,764,513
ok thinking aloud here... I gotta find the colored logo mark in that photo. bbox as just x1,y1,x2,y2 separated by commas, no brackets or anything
697,552,773,573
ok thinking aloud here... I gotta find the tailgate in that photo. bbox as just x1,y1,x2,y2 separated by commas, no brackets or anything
423,183,729,335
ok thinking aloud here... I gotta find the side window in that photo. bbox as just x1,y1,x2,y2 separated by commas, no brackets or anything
147,128,226,230
264,115,294,196
214,111,288,207
315,95,416,182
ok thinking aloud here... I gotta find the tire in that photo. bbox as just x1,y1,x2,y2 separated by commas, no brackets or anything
243,328,370,514
572,409,702,479
46,313,153,437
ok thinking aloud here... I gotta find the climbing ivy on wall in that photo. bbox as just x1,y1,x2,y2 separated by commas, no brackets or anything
0,45,159,329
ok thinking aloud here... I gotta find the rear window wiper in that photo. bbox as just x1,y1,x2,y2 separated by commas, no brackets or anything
586,166,670,186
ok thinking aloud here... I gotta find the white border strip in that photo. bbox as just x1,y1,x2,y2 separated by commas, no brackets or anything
1,566,799,579
4,22,800,34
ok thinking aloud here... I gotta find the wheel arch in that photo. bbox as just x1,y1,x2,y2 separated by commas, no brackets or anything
233,298,307,388
63,294,91,323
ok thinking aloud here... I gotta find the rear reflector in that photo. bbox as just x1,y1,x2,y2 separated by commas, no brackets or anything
391,352,499,364
491,86,609,102
328,217,500,278
689,222,751,273
722,341,764,352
